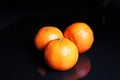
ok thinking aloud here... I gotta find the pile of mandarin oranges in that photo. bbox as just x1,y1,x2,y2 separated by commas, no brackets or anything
34,22,94,71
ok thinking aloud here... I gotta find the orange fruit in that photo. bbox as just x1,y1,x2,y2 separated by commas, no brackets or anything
34,26,63,50
44,38,79,71
64,22,94,54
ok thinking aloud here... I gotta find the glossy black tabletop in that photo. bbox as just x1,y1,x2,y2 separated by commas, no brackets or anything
0,3,120,80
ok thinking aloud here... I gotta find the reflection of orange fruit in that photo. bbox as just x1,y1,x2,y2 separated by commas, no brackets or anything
74,55,91,79
38,67,46,77
45,38,79,71
34,26,63,50
64,22,94,54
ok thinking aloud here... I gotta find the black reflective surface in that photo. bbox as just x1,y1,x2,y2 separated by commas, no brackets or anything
37,55,91,80
0,9,120,80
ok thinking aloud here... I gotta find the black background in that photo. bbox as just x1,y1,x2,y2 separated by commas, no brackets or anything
0,0,120,80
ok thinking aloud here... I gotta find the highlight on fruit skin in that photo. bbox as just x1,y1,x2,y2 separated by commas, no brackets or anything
44,38,79,71
34,26,63,50
64,22,94,54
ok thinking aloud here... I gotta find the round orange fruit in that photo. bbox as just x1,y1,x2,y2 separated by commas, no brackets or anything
44,38,79,71
64,22,94,54
34,26,63,50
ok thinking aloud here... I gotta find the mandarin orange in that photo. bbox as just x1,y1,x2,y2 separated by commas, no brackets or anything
64,22,94,54
44,38,79,71
34,26,63,50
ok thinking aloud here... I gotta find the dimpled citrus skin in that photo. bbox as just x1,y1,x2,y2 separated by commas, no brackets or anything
34,26,63,50
64,22,94,54
45,38,79,71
